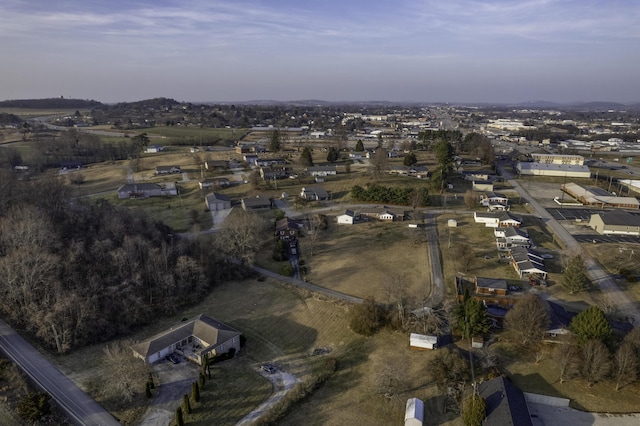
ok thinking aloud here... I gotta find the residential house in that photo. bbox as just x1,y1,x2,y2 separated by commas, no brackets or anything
462,171,491,181
155,165,182,175
118,183,162,199
544,301,576,343
205,193,231,211
243,154,259,165
337,209,361,225
300,186,329,201
409,166,429,179
510,250,548,279
361,206,406,221
475,277,508,297
131,314,241,365
588,210,640,235
474,211,522,228
236,144,251,154
241,197,271,211
260,167,288,180
472,180,494,192
255,158,286,168
199,177,230,190
478,377,533,426
205,160,228,170
494,226,532,250
480,192,509,207
275,217,303,241
306,165,337,177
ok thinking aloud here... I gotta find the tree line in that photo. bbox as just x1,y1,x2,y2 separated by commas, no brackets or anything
350,184,429,207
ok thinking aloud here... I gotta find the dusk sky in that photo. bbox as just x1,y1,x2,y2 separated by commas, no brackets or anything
2,0,639,104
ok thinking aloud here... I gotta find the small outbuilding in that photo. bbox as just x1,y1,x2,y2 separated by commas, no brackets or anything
404,397,424,426
409,333,438,350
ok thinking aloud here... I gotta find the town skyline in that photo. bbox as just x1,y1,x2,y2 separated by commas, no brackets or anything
2,0,639,104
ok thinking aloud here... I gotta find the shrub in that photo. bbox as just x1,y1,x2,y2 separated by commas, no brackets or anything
175,406,184,426
18,392,51,422
280,264,295,276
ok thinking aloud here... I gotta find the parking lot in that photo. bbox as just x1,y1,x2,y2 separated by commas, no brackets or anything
547,208,640,244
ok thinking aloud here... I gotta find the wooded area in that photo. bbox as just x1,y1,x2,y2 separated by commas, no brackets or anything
0,171,247,353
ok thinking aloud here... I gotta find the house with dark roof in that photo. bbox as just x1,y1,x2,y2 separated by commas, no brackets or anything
241,196,272,211
155,165,182,175
495,226,532,250
199,177,230,190
275,217,303,241
478,376,533,426
131,314,241,365
117,183,177,199
300,186,329,201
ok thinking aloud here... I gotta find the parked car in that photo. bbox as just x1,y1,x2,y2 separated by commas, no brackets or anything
167,354,180,364
541,254,554,259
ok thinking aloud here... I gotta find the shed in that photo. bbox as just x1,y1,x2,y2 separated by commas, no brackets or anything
409,333,438,350
471,336,484,348
404,397,424,426
448,219,457,227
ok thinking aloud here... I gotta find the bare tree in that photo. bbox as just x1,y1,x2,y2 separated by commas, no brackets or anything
579,339,612,387
503,294,550,348
371,353,407,403
368,148,389,180
464,190,476,210
455,242,475,272
614,342,638,390
102,340,150,402
554,341,577,384
218,211,266,265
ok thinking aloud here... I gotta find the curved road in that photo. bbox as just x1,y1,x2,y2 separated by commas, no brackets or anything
0,320,120,426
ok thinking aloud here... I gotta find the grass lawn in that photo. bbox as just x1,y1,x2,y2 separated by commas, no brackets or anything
142,126,249,142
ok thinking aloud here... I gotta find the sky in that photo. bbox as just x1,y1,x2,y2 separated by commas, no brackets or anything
1,0,639,104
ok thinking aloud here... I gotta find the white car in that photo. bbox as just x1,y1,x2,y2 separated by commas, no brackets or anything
541,254,554,259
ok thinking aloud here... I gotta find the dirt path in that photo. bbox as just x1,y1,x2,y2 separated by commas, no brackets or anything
236,369,297,425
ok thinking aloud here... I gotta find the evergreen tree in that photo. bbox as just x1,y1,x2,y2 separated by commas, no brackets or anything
269,130,282,152
192,381,201,403
175,407,184,426
454,297,492,343
562,254,590,294
145,382,153,398
355,139,364,151
570,305,611,345
183,394,192,414
300,147,314,167
434,139,455,173
199,372,206,388
463,394,486,426
326,147,339,162
403,152,417,166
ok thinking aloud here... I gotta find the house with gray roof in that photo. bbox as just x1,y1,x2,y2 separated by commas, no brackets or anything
205,193,231,211
131,314,241,365
478,376,533,426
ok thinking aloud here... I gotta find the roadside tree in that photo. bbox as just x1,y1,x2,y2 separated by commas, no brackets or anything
368,148,388,180
463,190,476,210
562,254,590,294
102,340,149,402
349,297,385,336
269,129,282,152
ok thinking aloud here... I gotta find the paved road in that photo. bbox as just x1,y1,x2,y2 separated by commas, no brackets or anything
501,166,640,323
0,319,120,426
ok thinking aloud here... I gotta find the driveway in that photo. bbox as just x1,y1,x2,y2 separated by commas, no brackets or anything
236,368,297,425
139,356,200,426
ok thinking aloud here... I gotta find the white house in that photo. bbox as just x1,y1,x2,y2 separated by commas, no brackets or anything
337,209,360,225
474,211,522,228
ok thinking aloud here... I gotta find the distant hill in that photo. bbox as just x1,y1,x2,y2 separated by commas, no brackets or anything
0,98,103,109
